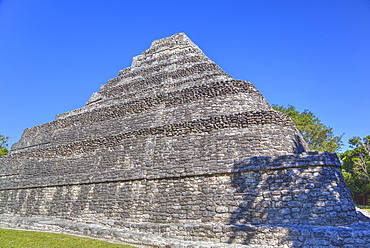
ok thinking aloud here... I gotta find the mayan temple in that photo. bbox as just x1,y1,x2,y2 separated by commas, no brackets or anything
0,33,369,247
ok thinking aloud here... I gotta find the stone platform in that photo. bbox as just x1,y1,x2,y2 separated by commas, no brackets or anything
0,213,369,247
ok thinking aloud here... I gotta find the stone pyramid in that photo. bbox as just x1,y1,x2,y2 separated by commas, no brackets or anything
1,33,367,247
11,32,307,160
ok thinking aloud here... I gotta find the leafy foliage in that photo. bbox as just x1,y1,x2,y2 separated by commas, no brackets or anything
0,135,10,156
272,104,343,153
340,135,370,205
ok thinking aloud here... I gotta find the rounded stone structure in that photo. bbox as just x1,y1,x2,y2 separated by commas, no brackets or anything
0,33,369,247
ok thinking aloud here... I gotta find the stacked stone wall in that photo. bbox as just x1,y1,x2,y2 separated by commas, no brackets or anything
3,124,307,189
0,152,364,247
0,153,357,226
13,80,270,151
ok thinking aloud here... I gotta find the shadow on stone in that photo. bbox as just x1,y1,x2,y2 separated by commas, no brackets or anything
227,150,359,246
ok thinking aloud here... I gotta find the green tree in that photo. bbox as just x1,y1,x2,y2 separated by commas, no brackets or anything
0,135,10,156
340,135,370,205
272,104,343,153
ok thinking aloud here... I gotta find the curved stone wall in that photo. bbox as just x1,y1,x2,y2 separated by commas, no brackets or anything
0,152,357,225
0,152,367,247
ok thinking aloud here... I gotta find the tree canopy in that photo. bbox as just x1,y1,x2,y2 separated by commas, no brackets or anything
0,135,10,156
272,104,343,153
340,135,370,205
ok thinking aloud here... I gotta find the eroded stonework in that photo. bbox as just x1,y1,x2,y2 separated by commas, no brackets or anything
0,33,369,247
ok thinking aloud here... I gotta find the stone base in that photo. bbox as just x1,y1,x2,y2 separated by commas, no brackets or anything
0,214,369,247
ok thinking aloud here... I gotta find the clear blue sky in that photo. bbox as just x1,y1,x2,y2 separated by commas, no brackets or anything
1,0,369,152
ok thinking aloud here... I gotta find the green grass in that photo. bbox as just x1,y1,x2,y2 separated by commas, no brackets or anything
356,205,370,212
0,228,137,248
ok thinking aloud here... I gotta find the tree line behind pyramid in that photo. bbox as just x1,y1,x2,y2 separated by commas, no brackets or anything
1,104,369,206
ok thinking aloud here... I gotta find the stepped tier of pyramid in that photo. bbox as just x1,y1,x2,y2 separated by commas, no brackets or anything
0,33,369,247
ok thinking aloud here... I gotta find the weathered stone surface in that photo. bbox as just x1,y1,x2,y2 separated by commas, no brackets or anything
0,33,369,247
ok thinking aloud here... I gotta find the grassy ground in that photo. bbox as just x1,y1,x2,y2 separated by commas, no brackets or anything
356,205,370,212
0,228,137,248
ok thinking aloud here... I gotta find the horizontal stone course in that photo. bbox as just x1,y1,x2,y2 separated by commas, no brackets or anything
16,79,263,140
0,152,340,189
11,124,303,165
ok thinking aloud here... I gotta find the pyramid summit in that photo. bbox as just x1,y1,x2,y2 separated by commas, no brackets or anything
86,32,231,106
1,33,369,247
